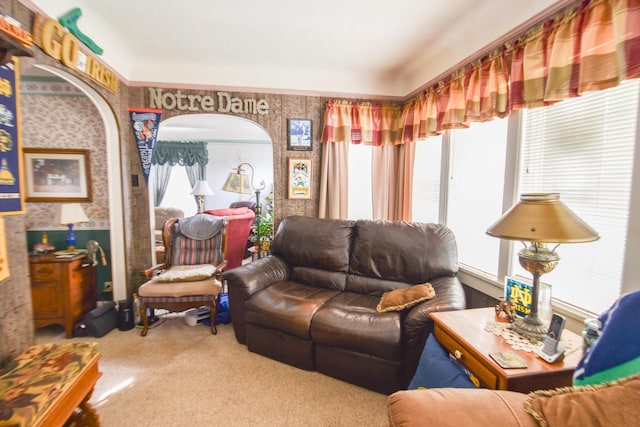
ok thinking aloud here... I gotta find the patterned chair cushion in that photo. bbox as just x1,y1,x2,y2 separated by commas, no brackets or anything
151,264,217,283
139,277,222,298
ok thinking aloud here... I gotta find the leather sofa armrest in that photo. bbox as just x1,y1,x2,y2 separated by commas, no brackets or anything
404,276,466,344
402,276,466,383
388,388,537,427
224,256,290,296
223,256,290,344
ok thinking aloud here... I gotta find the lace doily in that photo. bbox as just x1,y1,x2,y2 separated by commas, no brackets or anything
484,321,575,353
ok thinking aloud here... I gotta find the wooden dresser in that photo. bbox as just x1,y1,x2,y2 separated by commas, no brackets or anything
29,253,97,338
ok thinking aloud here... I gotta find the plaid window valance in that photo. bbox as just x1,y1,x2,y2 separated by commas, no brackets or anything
322,0,640,145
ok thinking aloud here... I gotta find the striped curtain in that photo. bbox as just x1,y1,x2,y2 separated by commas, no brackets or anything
579,0,640,91
321,100,353,142
440,71,468,130
321,101,400,145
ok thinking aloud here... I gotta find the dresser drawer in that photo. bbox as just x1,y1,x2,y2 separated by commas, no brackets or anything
30,263,62,282
434,327,498,389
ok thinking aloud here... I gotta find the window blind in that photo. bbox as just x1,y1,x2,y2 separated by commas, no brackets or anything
412,135,443,224
446,118,509,275
518,79,640,314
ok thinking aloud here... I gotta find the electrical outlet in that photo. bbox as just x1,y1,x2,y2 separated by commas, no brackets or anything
103,281,113,292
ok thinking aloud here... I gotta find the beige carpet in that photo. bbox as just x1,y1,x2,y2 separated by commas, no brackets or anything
35,314,389,426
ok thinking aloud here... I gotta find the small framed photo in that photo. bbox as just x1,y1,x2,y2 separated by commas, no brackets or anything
504,276,551,318
23,148,92,202
288,158,312,200
287,118,312,151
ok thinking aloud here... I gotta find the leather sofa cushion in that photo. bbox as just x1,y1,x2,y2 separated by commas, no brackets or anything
348,221,458,294
290,266,348,291
271,216,353,275
311,292,402,361
245,281,339,339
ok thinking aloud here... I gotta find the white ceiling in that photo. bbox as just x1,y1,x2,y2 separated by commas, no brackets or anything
24,0,567,98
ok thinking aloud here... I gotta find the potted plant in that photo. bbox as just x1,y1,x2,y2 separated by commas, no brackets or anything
250,210,274,254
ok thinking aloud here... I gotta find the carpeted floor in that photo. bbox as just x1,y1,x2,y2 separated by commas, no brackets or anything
35,313,389,426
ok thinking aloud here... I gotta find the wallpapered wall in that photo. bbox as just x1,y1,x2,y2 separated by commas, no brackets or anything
0,0,326,363
20,78,110,230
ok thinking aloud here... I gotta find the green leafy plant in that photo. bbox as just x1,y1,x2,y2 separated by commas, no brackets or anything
250,210,274,243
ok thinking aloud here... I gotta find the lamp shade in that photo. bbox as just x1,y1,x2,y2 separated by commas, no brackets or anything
222,170,252,195
486,193,599,243
190,180,215,196
56,203,89,225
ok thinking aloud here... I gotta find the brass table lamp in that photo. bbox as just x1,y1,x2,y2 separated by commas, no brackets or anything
486,193,599,341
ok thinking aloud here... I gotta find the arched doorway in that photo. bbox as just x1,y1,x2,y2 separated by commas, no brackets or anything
151,114,274,258
30,64,127,301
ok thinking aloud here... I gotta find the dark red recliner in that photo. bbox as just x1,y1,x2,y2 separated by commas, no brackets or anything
204,207,255,270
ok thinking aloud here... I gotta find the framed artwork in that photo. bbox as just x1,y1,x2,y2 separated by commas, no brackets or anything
288,158,312,199
23,148,93,202
287,118,312,151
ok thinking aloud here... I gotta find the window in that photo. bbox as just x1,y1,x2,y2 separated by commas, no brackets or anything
516,79,639,314
348,143,373,220
446,118,509,276
345,80,639,317
160,166,197,217
412,135,442,224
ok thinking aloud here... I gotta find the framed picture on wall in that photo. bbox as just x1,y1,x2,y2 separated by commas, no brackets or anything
287,118,312,151
23,148,93,202
288,158,312,200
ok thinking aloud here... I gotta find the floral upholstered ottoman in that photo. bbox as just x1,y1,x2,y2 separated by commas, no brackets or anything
0,342,101,427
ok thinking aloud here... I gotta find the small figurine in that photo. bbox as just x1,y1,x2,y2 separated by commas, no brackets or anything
33,232,55,253
495,298,517,323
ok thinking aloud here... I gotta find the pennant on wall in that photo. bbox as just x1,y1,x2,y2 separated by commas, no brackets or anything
0,57,24,214
128,108,162,183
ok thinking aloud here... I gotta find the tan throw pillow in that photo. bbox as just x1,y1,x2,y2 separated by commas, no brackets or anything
151,264,217,283
525,373,640,427
376,283,435,312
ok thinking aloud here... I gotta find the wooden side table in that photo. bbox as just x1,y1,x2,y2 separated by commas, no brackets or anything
430,307,583,393
29,253,97,338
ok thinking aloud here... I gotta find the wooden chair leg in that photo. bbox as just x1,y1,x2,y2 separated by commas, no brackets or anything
140,301,149,337
210,297,217,335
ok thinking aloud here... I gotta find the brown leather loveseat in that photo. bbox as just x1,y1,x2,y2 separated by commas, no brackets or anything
223,215,466,394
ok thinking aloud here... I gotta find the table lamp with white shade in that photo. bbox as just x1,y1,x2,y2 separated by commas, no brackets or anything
190,180,215,213
56,203,89,251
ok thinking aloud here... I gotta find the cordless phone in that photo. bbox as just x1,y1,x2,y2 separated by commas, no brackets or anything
535,314,566,363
